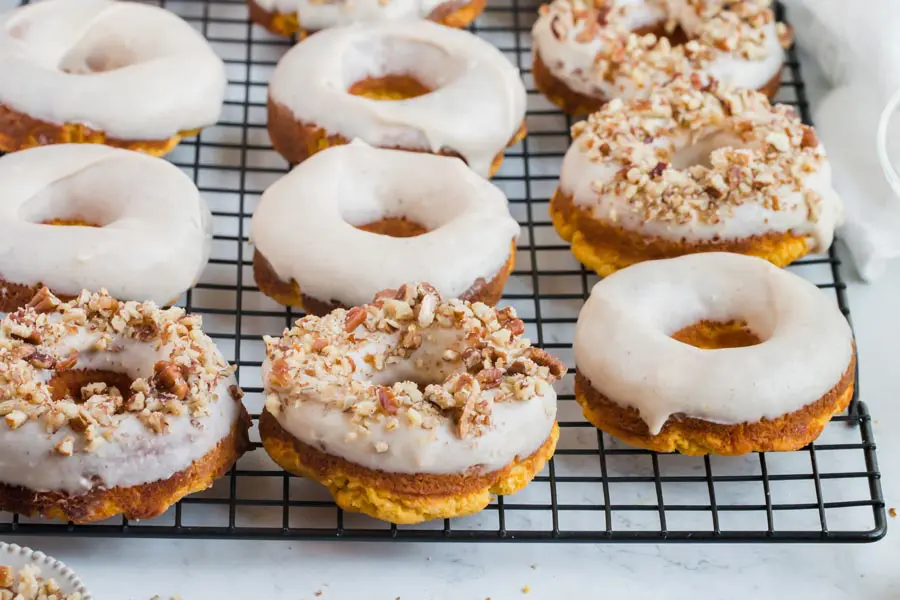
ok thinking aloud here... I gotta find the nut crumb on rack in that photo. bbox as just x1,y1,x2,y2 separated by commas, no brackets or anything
890,507,897,518
572,75,825,226
0,563,82,600
0,288,236,456
264,283,566,440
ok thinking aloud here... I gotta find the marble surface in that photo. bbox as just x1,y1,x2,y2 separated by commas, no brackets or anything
1,4,897,599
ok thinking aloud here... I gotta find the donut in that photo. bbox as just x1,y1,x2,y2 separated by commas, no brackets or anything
531,0,792,115
550,76,842,276
0,145,212,311
259,283,566,524
251,142,519,314
0,0,227,156
574,253,855,456
247,0,486,37
266,20,527,178
0,288,251,522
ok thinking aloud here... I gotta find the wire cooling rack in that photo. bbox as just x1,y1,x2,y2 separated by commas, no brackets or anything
0,0,886,542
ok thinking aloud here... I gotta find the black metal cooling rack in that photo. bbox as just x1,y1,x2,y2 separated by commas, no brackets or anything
0,0,886,542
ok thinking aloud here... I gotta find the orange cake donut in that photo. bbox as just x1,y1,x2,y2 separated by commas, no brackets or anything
266,20,527,178
260,283,566,524
0,145,212,312
0,289,250,523
250,142,519,314
574,253,855,456
0,0,226,156
247,0,486,37
550,76,843,276
531,0,791,115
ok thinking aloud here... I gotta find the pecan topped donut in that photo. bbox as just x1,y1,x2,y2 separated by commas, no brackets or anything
0,288,250,523
550,76,842,275
259,283,566,524
532,0,792,115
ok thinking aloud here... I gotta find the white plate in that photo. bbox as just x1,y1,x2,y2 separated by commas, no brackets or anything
0,542,91,599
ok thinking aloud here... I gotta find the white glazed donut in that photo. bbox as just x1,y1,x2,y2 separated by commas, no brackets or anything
259,283,565,523
574,253,854,440
532,0,790,114
0,0,226,152
0,289,249,522
0,144,212,308
250,141,519,312
248,0,484,35
550,76,843,275
266,20,527,178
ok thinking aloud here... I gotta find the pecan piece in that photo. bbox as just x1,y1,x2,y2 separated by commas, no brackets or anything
26,286,60,313
800,127,819,149
344,306,367,332
26,351,55,369
496,307,525,336
526,347,567,379
377,387,399,414
153,360,188,400
476,368,503,389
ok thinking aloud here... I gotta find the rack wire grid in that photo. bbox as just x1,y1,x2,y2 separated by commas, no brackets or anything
0,0,886,542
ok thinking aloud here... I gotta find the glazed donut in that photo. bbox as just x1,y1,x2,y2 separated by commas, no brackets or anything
251,142,519,314
266,20,527,178
248,0,486,37
532,0,791,115
0,145,211,311
574,253,855,456
0,288,250,522
550,77,842,276
260,283,566,524
0,0,226,156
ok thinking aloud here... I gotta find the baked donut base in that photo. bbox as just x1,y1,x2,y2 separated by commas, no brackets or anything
573,356,855,456
0,104,200,157
259,410,559,524
0,411,251,523
549,189,811,276
267,98,527,176
532,47,784,117
247,0,487,37
0,278,181,312
252,240,516,315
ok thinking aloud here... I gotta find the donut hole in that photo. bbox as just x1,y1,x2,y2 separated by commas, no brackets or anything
348,75,433,101
40,218,101,228
356,217,429,238
671,320,763,350
341,36,465,102
670,132,748,170
19,183,121,228
47,369,134,405
58,42,141,75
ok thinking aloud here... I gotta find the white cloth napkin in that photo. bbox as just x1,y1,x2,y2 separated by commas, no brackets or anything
783,0,900,281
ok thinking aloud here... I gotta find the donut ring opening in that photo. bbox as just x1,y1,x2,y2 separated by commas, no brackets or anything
348,75,433,101
670,320,763,350
47,369,134,404
356,217,429,238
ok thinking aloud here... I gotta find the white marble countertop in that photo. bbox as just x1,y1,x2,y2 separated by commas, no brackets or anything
2,7,898,600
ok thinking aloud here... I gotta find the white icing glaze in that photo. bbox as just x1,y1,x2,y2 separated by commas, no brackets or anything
574,252,854,435
265,326,557,475
0,0,226,140
250,141,519,307
0,144,211,305
0,328,240,495
253,0,446,30
267,20,527,178
561,115,843,251
532,0,784,100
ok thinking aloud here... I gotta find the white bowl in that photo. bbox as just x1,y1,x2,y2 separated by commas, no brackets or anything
0,542,91,599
